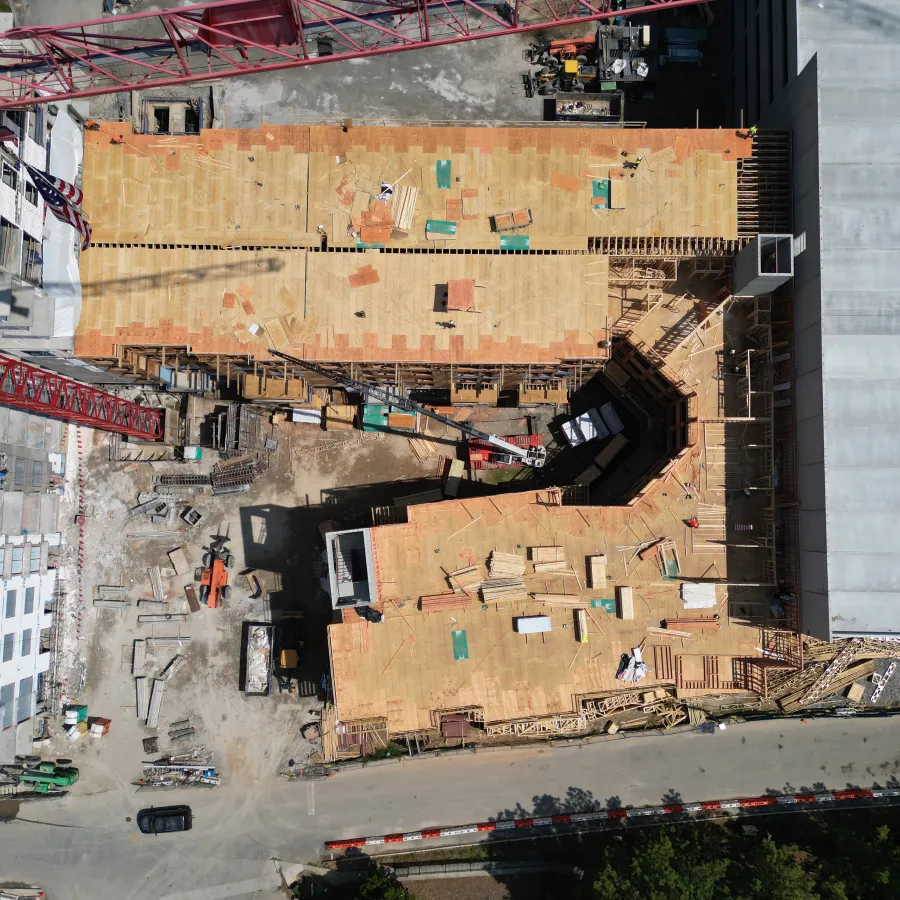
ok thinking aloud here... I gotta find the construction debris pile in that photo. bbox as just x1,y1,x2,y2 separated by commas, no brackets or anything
766,637,900,713
137,747,220,789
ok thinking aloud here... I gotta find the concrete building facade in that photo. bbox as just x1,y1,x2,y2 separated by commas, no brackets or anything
731,0,900,639
0,535,57,762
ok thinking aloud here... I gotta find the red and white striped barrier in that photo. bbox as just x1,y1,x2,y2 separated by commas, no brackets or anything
325,787,900,850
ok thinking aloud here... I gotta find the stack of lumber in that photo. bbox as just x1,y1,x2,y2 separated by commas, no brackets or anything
662,616,720,632
409,437,440,462
447,565,484,595
588,555,607,588
529,546,565,563
534,593,585,608
530,546,570,575
391,185,418,231
481,579,528,604
419,592,471,612
488,551,526,577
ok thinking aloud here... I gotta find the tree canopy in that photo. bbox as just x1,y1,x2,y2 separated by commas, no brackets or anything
355,867,414,900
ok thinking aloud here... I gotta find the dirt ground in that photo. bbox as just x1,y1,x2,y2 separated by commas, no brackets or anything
48,418,451,792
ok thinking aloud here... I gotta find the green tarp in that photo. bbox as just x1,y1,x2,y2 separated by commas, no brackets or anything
452,629,469,660
436,160,452,189
426,219,457,236
361,404,388,432
592,179,610,209
499,235,530,251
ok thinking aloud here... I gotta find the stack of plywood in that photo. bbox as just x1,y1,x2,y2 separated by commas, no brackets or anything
530,546,569,574
588,554,608,588
488,551,526,577
530,545,565,562
616,585,634,620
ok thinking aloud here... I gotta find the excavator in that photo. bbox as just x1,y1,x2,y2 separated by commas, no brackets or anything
261,346,547,469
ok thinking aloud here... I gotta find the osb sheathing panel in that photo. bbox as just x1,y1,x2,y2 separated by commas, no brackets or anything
328,489,765,733
83,123,318,247
76,247,307,357
76,248,608,363
307,126,747,249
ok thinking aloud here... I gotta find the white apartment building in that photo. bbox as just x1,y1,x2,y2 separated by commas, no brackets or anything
0,104,46,286
0,533,57,762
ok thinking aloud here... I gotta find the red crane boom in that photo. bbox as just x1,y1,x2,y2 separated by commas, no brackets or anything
0,0,710,109
0,354,164,440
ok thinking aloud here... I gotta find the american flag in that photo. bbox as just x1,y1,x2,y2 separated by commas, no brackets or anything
23,162,91,251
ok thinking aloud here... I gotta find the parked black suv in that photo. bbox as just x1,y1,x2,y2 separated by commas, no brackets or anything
137,805,193,834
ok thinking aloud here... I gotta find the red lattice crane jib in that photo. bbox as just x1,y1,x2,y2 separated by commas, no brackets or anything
0,354,164,440
0,0,709,109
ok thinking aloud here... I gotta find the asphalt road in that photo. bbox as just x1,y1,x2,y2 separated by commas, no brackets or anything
2,716,899,900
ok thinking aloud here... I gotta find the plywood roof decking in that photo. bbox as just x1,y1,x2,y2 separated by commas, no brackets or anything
83,123,318,247
328,491,763,734
307,126,748,248
76,247,306,357
302,252,607,362
82,123,749,250
327,288,772,734
75,248,608,363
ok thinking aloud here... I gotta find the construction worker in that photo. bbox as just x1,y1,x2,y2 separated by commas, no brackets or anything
686,517,700,528
749,125,758,137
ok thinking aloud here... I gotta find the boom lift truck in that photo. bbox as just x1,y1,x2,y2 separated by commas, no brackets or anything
263,348,547,470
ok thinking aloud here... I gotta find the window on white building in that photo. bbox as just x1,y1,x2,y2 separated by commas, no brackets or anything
24,180,37,205
28,546,40,573
10,548,23,576
3,589,15,618
21,234,41,285
1,161,18,191
23,587,34,616
2,633,13,662
0,217,17,270
26,109,42,143
13,459,24,487
20,629,31,657
16,676,32,723
0,683,14,729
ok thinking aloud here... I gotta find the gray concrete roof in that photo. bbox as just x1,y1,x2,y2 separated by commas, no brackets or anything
799,0,900,637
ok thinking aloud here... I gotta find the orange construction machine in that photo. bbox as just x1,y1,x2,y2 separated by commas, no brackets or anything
197,534,234,608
